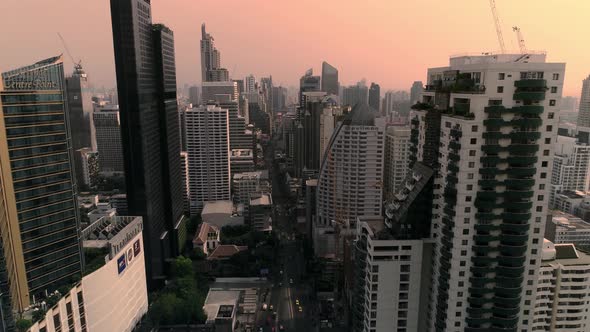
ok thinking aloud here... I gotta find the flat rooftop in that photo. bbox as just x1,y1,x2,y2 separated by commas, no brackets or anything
202,200,234,215
203,290,240,323
552,211,590,230
558,190,585,199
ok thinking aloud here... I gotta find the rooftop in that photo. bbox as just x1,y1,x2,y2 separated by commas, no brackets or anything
203,290,240,323
250,194,271,206
193,222,219,245
231,149,253,157
233,170,269,181
202,200,234,215
208,245,248,260
552,211,590,230
557,190,585,199
81,215,143,258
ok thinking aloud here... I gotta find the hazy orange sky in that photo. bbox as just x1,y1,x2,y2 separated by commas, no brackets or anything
1,0,588,96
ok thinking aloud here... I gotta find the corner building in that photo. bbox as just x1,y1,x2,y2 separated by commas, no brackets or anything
412,54,565,331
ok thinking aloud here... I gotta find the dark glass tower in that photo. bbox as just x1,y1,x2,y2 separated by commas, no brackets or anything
0,55,83,305
368,82,380,113
110,0,185,287
65,65,93,151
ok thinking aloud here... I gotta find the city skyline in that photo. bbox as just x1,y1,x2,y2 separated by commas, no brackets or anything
0,0,588,96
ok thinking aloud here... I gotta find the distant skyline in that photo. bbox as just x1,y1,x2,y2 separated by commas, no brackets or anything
0,0,588,96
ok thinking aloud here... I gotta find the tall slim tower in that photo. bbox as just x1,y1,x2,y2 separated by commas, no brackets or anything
383,125,411,200
576,75,590,128
185,105,231,215
200,24,229,82
299,69,321,106
369,82,381,112
65,64,94,151
413,53,565,331
321,61,339,96
93,104,124,174
0,56,83,318
110,0,186,287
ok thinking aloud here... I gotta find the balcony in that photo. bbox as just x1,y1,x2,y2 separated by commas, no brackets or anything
513,91,546,101
475,199,497,210
483,118,506,127
498,243,527,255
509,131,541,140
472,245,497,255
468,296,491,307
504,178,535,188
449,140,461,151
504,201,533,210
482,145,504,154
485,105,507,113
503,190,534,199
501,233,529,244
474,234,499,242
491,315,520,327
511,105,544,115
500,223,530,233
502,212,531,222
496,265,525,278
496,276,523,288
476,212,500,220
506,156,537,165
478,179,498,188
475,223,500,232
511,118,543,128
492,306,520,317
514,79,547,89
507,144,539,154
506,167,536,177
497,254,526,266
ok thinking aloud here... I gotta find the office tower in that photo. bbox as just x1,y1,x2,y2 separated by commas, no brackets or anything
93,104,124,174
178,107,187,151
110,0,186,286
239,94,250,124
200,23,227,82
188,85,200,106
74,148,99,189
314,104,386,256
233,79,244,95
342,81,369,107
245,74,256,93
201,81,238,103
321,61,339,96
180,152,190,216
413,54,565,331
383,125,411,200
368,82,381,113
0,56,83,316
221,101,251,150
533,240,590,331
272,86,287,112
550,135,590,208
65,64,94,150
576,75,590,127
410,80,424,104
109,194,128,216
230,149,255,174
185,105,231,215
260,76,273,112
299,69,321,106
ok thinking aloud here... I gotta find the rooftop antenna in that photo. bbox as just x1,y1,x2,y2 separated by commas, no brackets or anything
488,0,506,54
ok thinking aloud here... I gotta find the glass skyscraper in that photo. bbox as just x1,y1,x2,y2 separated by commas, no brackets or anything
0,55,83,316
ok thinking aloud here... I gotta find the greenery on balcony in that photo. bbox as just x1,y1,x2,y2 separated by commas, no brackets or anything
514,79,547,89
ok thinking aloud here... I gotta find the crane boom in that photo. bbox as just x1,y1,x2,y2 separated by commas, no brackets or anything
57,32,82,70
489,0,506,54
513,26,527,53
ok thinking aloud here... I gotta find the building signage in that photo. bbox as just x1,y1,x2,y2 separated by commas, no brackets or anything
3,69,57,90
133,239,141,256
117,255,127,275
117,239,142,276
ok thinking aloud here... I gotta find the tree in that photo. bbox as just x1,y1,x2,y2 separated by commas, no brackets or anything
16,319,32,332
171,255,193,278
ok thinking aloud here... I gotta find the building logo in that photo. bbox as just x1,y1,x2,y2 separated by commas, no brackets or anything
133,239,141,256
117,255,126,275
127,247,134,264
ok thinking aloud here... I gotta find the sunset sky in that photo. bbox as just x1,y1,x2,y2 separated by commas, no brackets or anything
0,0,588,96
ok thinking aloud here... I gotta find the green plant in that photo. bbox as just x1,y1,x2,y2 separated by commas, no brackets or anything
16,319,32,332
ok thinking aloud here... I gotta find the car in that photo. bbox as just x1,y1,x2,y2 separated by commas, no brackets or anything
258,328,263,332
298,306,303,312
262,303,268,311
278,282,283,287
289,278,293,284
270,304,274,310
295,299,300,305
279,325,285,331
280,270,284,274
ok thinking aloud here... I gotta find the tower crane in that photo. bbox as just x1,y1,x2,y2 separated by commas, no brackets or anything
488,0,506,54
57,32,82,71
512,26,527,53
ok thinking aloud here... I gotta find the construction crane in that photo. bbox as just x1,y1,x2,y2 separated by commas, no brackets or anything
488,0,506,54
513,26,527,53
57,32,82,71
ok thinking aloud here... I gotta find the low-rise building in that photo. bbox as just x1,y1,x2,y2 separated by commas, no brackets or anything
208,245,248,261
249,194,272,232
203,290,240,332
201,201,244,229
29,216,148,332
532,239,590,331
230,149,255,174
546,211,590,248
193,222,220,255
552,190,586,214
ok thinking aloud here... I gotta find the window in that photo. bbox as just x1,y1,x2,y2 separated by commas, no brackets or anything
461,250,467,256
472,125,478,132
497,86,504,93
468,162,475,168
465,196,472,202
470,138,477,144
552,73,559,80
543,149,550,156
498,73,505,80
469,150,476,156
464,218,470,224
445,122,452,128
549,99,556,106
551,87,557,93
462,240,468,245
546,125,553,132
539,184,545,190
548,112,554,119
462,229,469,235
467,173,474,179
540,172,547,178
466,184,473,190
537,195,544,201
545,138,551,144
536,206,543,212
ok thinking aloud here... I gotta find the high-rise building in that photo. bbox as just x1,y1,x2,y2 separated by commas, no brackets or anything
180,152,190,216
93,103,124,174
233,79,244,95
321,61,339,96
245,74,256,93
110,0,186,286
383,125,411,200
413,53,565,331
550,135,590,208
74,148,99,189
272,86,287,111
185,105,231,215
368,82,381,113
201,81,238,103
299,69,321,106
342,81,368,107
0,56,83,319
188,85,200,106
383,90,411,119
65,64,94,150
314,104,386,256
533,240,590,331
260,76,273,113
221,101,252,150
200,24,230,82
410,80,424,104
576,75,590,127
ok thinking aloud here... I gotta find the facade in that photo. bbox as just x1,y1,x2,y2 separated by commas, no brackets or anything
368,82,380,113
533,240,590,331
232,171,270,207
299,69,321,106
410,81,424,105
110,0,186,286
65,64,94,151
576,75,590,127
383,126,411,200
249,194,272,231
414,53,565,331
185,105,231,214
272,86,287,112
321,61,339,96
552,190,584,215
245,74,256,93
230,149,255,174
0,56,83,318
188,85,200,106
315,104,386,256
74,148,99,189
93,103,124,174
202,81,238,103
550,135,590,208
342,82,369,107
29,216,148,332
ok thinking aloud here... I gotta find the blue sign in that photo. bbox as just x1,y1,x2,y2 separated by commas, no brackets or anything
117,254,127,274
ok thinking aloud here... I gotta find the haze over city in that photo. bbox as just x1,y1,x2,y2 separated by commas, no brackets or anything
1,0,588,95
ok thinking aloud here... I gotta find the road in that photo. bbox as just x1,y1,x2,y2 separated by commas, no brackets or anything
254,142,317,332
